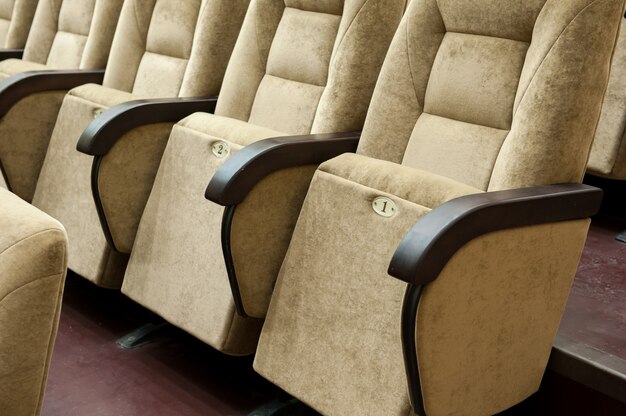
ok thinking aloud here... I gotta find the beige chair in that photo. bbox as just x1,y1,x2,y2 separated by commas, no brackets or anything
0,187,68,416
244,0,623,415
0,0,124,201
120,0,408,356
0,0,38,57
31,0,250,288
588,9,626,181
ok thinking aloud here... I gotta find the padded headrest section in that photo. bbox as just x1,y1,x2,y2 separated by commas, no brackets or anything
215,0,406,135
358,0,623,191
103,0,250,98
22,0,123,69
0,0,37,49
435,0,546,42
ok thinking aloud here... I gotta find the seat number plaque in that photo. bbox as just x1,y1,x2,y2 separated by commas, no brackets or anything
212,141,230,158
372,197,397,217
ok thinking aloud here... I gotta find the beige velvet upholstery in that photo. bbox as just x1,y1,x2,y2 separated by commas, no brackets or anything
588,9,626,179
0,188,68,416
0,0,37,49
31,0,251,287
122,0,407,355
0,0,125,202
253,0,624,415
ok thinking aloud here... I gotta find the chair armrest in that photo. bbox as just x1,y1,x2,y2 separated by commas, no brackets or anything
76,96,218,156
388,184,603,286
0,49,24,61
0,69,105,118
205,131,361,206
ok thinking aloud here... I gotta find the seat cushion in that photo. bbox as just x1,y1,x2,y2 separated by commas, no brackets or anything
122,114,286,353
0,187,67,416
31,83,139,287
320,153,483,209
255,155,480,415
0,58,48,79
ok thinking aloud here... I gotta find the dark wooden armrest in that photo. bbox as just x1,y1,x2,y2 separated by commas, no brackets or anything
0,49,24,60
0,69,105,118
77,96,218,156
388,184,603,286
205,131,361,206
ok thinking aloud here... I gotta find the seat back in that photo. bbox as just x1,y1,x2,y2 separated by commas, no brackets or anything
587,8,626,179
214,0,408,135
21,0,124,69
102,0,250,98
0,0,37,49
358,0,623,191
0,188,67,416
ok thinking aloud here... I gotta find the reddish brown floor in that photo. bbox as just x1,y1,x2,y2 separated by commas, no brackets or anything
41,216,626,416
558,216,626,361
41,277,279,415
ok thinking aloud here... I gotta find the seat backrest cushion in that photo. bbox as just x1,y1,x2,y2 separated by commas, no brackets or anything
0,0,38,49
215,0,407,135
22,0,124,69
102,0,249,98
357,0,624,191
587,8,626,179
0,188,67,416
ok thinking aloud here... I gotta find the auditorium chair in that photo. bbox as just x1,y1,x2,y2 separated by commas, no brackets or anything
0,0,38,58
121,0,408,355
587,8,626,242
246,0,623,415
0,187,68,416
0,0,124,201
31,0,250,288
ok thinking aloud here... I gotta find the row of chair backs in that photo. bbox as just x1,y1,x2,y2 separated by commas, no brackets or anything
102,0,249,98
22,0,122,69
0,0,37,49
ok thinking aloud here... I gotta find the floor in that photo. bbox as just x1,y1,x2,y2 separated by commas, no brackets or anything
558,216,626,361
40,216,626,416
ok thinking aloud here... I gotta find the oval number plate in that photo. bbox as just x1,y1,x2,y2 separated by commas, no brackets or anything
212,141,230,158
372,196,397,218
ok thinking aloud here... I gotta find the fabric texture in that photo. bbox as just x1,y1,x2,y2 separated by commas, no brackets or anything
0,0,38,49
0,188,67,416
256,167,588,415
0,0,125,201
31,0,251,287
122,116,281,354
122,0,407,356
254,0,624,415
587,9,626,179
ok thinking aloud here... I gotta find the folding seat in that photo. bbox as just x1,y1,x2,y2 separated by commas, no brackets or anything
239,0,622,415
0,188,68,416
0,0,38,57
0,0,124,201
119,0,408,355
31,0,250,288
